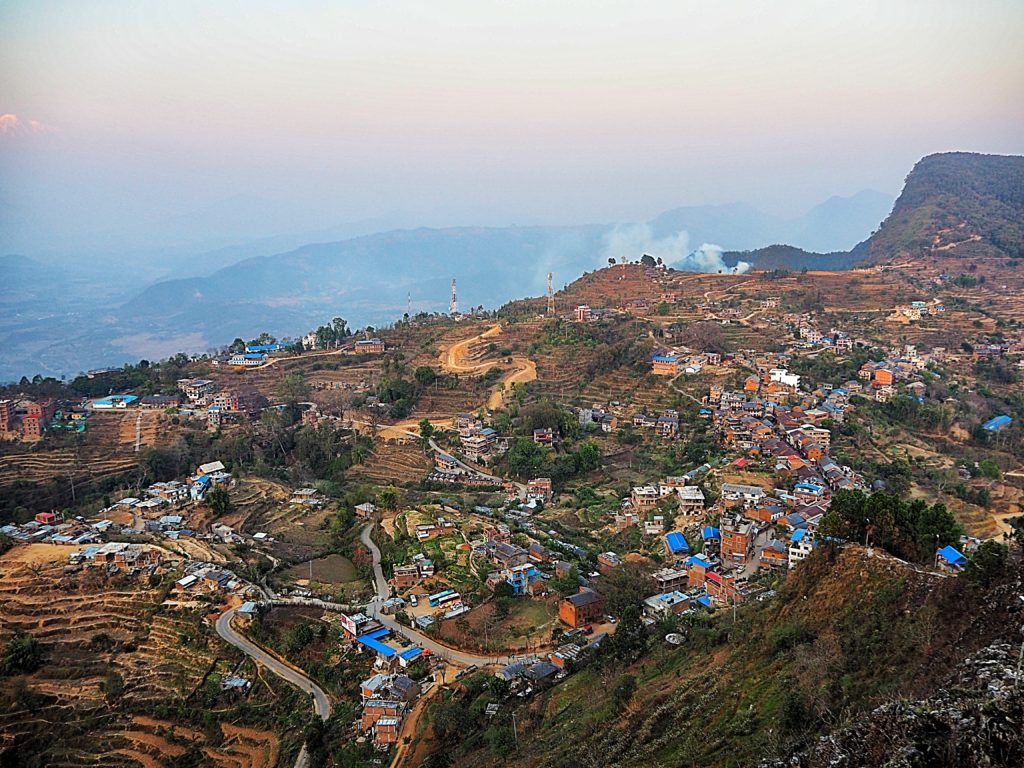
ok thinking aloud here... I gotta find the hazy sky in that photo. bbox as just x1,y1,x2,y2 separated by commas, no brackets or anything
2,1,1023,254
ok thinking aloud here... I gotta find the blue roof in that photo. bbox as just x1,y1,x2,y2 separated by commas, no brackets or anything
701,526,721,540
652,355,679,362
794,482,824,492
246,344,286,351
697,594,713,607
665,532,689,553
399,646,423,661
937,545,967,566
685,554,712,568
791,528,807,542
983,415,1012,432
357,628,396,657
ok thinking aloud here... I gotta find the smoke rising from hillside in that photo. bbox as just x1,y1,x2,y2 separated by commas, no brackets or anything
601,223,750,274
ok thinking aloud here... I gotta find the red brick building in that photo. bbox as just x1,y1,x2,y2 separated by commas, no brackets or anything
559,587,605,628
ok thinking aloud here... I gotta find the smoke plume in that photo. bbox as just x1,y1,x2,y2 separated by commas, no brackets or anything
601,223,750,274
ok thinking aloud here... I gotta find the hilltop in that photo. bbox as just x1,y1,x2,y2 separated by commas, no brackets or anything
859,152,1024,264
726,152,1024,272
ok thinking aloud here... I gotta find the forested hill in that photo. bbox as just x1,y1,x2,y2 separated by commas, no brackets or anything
722,244,861,272
860,151,1024,263
728,152,1024,272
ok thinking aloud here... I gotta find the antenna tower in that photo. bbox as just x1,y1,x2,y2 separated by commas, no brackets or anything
547,272,555,315
407,292,411,316
450,279,458,316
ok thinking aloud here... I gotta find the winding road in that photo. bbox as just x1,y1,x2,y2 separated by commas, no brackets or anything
216,606,331,768
359,521,528,667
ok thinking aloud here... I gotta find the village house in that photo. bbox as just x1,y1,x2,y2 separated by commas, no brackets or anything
360,699,405,746
526,477,553,504
643,590,691,618
720,511,754,565
486,540,530,568
651,566,688,592
720,483,767,507
597,551,622,575
177,378,217,402
643,516,665,535
415,518,458,541
788,529,815,568
140,394,182,410
533,427,556,445
435,453,460,472
651,354,681,376
460,427,497,461
559,587,606,628
630,485,661,510
355,338,386,354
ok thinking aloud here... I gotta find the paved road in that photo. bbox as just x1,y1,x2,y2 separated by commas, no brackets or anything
360,521,392,600
360,522,526,667
216,606,331,768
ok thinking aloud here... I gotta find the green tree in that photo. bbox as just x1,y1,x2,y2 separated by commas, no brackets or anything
206,486,233,518
415,366,438,387
2,632,42,675
964,540,1008,586
610,605,647,662
377,486,402,512
612,673,637,709
277,372,311,403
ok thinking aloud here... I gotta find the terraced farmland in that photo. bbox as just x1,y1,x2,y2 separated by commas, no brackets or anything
0,545,296,767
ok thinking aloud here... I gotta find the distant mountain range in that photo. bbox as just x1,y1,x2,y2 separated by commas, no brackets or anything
0,189,894,381
3,150,1022,381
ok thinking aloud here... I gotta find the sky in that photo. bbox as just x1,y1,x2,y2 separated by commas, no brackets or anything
2,0,1023,256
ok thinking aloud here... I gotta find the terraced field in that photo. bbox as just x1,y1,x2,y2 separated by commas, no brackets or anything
349,441,433,485
0,545,292,767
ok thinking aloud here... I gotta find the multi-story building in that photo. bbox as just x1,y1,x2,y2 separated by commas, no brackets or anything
651,354,681,376
559,587,605,628
355,338,386,354
720,511,753,565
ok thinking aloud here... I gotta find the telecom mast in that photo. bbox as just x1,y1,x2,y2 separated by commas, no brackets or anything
450,279,458,316
547,272,555,315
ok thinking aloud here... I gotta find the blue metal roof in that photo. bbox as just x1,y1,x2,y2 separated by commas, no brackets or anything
399,646,423,661
791,528,807,542
697,594,712,607
665,532,689,553
937,545,967,566
357,628,396,657
983,415,1012,432
701,526,721,540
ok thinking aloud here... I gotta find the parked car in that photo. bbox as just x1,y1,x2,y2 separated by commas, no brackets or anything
581,624,593,634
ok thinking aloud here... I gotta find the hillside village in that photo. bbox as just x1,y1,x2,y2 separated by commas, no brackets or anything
2,235,1023,766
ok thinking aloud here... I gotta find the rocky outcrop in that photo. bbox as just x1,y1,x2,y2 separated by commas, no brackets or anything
764,641,1024,767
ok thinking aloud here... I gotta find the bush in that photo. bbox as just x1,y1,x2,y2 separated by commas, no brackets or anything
1,632,42,676
767,621,816,654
